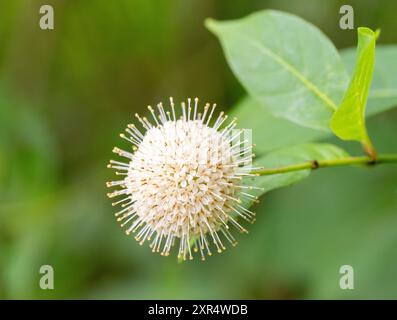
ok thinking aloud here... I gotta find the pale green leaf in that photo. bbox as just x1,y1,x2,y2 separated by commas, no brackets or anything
231,45,397,155
330,27,378,150
206,10,349,131
230,97,328,155
341,44,397,114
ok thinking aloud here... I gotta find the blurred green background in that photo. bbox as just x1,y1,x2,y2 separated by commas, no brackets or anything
1,0,397,299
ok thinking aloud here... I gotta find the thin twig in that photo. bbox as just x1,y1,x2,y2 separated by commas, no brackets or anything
252,154,397,176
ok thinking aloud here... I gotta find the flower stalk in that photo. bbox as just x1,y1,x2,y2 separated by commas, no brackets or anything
252,153,397,176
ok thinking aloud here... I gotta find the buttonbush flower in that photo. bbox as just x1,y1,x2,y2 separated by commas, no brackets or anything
107,98,260,260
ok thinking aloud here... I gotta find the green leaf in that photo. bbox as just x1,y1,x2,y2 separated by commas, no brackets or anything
231,45,397,155
206,10,349,131
330,27,378,155
243,143,350,207
341,44,397,115
230,97,328,155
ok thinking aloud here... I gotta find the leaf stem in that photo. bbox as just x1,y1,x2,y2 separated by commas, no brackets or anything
253,153,397,176
362,140,377,161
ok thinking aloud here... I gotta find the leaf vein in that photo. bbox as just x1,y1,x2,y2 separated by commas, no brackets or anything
247,38,338,112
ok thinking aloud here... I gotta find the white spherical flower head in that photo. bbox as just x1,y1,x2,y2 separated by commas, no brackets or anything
107,98,260,260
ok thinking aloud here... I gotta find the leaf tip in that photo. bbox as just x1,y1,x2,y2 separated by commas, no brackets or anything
375,28,381,40
357,26,380,41
357,27,375,37
204,18,219,34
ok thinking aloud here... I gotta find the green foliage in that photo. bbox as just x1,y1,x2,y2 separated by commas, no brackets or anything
0,86,58,298
1,1,397,300
231,44,397,155
331,28,378,154
211,15,397,291
230,98,328,155
341,45,397,115
208,10,397,160
206,10,349,131
0,87,57,203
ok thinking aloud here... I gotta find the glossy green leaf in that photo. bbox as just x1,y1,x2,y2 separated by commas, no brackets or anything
206,10,349,131
231,45,397,155
330,28,378,152
341,44,397,115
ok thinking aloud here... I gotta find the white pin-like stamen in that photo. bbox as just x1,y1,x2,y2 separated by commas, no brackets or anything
148,106,160,126
181,102,187,121
125,128,143,143
127,124,144,139
169,97,176,121
193,97,198,121
201,103,210,123
205,103,216,126
187,98,191,121
107,98,256,260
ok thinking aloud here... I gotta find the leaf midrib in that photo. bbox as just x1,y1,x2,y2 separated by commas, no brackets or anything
247,37,339,112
